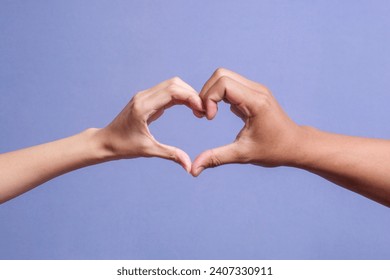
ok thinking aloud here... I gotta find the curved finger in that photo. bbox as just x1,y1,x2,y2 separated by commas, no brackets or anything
143,76,198,97
146,84,204,119
191,143,241,177
149,140,192,173
202,76,257,120
230,105,246,121
200,68,269,99
147,108,164,124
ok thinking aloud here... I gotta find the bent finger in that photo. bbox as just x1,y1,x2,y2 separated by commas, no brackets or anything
148,140,192,173
202,76,257,120
200,68,269,99
143,76,198,97
191,142,241,177
147,84,204,118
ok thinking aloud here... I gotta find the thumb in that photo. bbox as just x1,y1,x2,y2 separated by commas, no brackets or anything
149,141,192,173
191,143,240,177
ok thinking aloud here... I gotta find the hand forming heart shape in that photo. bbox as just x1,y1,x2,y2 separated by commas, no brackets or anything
4,67,388,207
1,63,388,207
97,68,304,177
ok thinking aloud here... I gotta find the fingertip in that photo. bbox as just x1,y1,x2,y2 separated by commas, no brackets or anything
188,94,204,112
152,142,193,173
206,113,215,120
190,168,197,177
184,165,191,173
191,154,206,176
206,99,217,120
192,166,204,177
193,110,206,118
196,97,205,112
180,160,191,173
176,148,192,173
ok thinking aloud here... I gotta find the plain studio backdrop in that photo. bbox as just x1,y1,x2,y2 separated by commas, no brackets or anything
0,0,389,259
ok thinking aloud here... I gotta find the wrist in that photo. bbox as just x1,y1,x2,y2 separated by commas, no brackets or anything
83,128,118,163
284,125,321,168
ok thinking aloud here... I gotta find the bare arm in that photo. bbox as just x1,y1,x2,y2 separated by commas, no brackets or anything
0,129,107,204
0,77,204,204
191,68,390,207
296,128,390,206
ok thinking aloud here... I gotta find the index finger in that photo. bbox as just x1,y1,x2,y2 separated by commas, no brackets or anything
202,76,258,120
146,84,204,116
200,68,269,99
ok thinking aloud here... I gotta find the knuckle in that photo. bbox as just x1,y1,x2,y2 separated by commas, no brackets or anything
185,94,195,104
166,83,180,94
216,75,231,87
255,94,271,108
131,91,142,102
132,103,144,116
169,76,182,85
262,86,272,96
208,149,222,168
214,67,228,78
130,91,143,104
130,94,144,115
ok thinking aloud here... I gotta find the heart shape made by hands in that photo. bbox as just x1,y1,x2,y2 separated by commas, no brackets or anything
149,102,243,172
106,68,293,177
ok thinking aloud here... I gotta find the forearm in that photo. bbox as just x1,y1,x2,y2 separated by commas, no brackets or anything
0,78,201,204
292,126,390,207
0,128,111,204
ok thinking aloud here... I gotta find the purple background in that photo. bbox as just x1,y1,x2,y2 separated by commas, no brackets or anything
1,0,390,259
